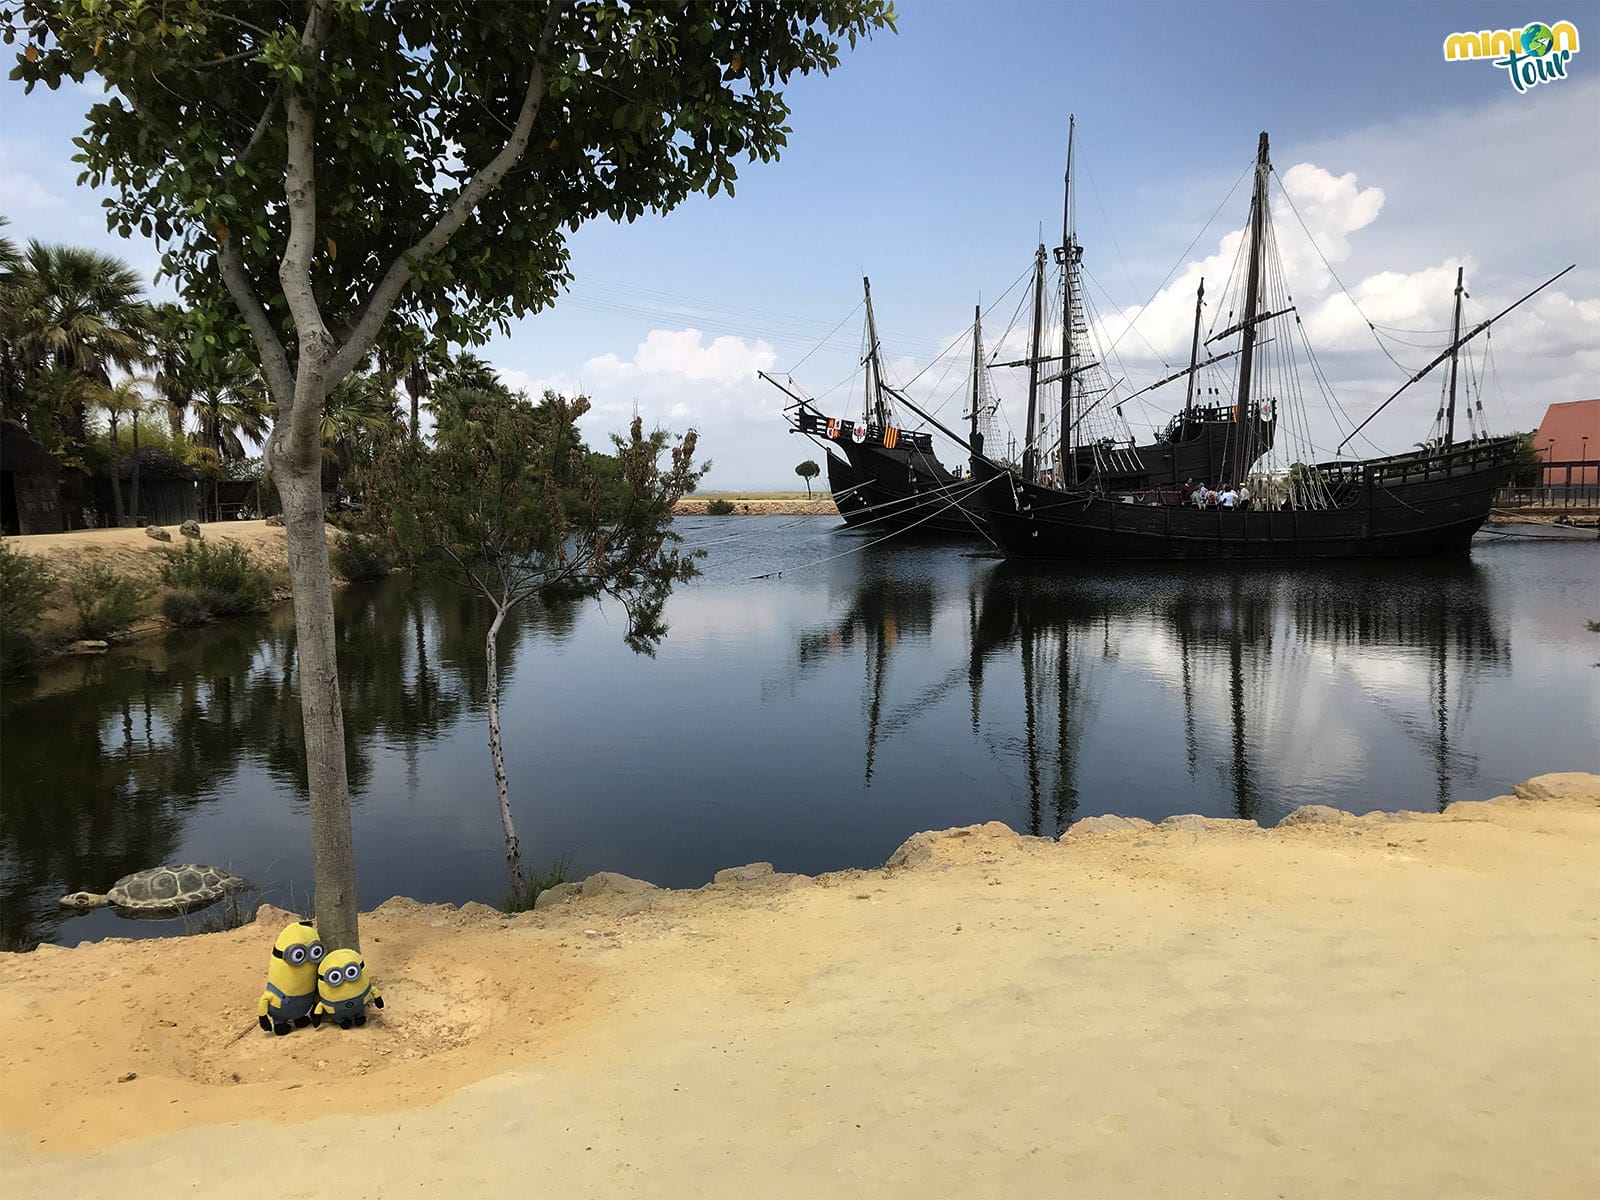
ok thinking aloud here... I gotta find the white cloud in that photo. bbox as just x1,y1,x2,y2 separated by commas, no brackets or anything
0,139,56,214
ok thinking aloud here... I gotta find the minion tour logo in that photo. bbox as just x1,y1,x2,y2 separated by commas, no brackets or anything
1443,20,1580,92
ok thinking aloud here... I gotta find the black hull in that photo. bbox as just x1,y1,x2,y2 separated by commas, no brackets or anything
824,445,988,538
972,438,1519,561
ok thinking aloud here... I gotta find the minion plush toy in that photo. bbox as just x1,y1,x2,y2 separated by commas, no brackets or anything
315,948,384,1029
258,920,324,1036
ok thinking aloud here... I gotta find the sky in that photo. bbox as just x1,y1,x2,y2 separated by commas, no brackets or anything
2,1,1596,489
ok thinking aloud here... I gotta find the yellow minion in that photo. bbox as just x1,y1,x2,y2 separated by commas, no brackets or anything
258,920,324,1035
315,948,384,1029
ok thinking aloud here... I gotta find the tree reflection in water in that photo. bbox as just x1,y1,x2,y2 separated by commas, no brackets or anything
0,578,586,950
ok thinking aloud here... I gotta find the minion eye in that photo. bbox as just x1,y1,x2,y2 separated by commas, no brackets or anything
286,946,307,966
325,967,344,986
307,942,325,962
345,963,362,982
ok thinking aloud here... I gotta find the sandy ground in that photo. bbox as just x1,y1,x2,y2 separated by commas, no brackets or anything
1,774,1597,1198
7,520,299,641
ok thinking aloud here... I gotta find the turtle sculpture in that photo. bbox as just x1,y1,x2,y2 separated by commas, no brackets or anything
59,865,252,919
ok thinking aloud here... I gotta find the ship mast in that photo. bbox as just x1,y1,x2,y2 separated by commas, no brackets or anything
1183,278,1205,439
862,276,888,429
1022,244,1047,483
1059,116,1077,485
1233,131,1270,480
1445,266,1464,448
968,303,983,458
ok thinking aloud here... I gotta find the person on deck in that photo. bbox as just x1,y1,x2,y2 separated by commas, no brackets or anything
1220,485,1239,509
1239,482,1251,510
1180,478,1195,506
1192,484,1208,509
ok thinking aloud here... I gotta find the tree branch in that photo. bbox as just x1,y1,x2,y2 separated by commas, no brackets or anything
217,239,294,408
327,0,570,382
276,0,335,461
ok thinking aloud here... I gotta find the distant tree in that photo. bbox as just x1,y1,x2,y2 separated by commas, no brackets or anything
98,376,155,525
795,458,820,497
367,386,705,897
12,0,894,951
1511,431,1544,488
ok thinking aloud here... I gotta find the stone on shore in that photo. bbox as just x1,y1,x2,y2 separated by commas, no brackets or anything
1063,813,1154,839
179,519,202,539
145,525,171,541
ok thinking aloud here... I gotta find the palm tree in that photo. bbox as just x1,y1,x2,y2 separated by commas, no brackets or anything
188,353,269,520
322,371,402,503
0,217,29,418
8,242,153,450
100,376,156,525
149,302,198,442
438,351,500,394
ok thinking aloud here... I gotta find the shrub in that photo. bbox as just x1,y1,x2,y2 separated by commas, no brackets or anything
161,590,214,627
705,498,736,515
332,532,393,582
502,852,580,914
69,563,147,640
158,541,272,616
0,541,56,674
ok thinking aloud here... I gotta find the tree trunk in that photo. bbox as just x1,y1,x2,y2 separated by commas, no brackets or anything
130,411,142,524
275,460,361,950
406,370,421,446
108,414,127,527
484,606,525,900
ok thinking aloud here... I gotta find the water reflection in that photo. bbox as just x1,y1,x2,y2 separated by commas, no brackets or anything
3,520,1586,955
971,560,1509,827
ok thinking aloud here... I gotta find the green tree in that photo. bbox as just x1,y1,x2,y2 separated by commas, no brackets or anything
98,375,156,525
368,386,704,896
1510,431,1544,488
11,0,894,950
4,240,152,462
795,458,820,497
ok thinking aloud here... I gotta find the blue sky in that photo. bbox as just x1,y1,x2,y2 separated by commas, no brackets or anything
3,1,1595,488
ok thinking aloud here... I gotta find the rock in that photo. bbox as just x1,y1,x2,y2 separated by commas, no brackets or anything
145,525,172,542
179,519,202,539
1278,804,1353,827
712,863,775,887
67,640,108,655
885,822,1018,870
456,901,505,924
533,882,582,910
253,903,305,928
265,514,286,527
1062,814,1153,839
1158,814,1209,832
580,871,657,897
1514,772,1600,805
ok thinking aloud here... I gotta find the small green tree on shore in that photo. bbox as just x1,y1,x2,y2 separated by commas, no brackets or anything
796,459,820,497
367,386,705,897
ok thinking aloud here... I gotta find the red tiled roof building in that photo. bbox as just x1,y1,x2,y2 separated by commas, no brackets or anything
1533,399,1599,485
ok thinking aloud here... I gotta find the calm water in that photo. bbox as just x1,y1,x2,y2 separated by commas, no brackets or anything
2,517,1596,949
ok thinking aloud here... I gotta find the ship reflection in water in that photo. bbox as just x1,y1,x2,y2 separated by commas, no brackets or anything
804,553,1513,836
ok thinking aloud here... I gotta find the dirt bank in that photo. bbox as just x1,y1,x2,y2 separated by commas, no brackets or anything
6,520,319,642
675,493,838,516
3,773,1597,1197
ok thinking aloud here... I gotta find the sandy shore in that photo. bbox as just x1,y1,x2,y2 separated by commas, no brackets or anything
2,773,1597,1198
